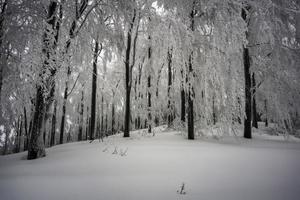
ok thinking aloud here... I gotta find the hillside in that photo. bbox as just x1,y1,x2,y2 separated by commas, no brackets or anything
1,127,300,200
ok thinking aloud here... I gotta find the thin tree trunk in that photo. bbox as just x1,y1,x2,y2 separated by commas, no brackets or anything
187,2,195,140
90,40,99,140
23,107,29,151
265,99,268,127
147,34,152,133
212,95,216,125
50,100,57,147
78,90,84,141
59,66,71,144
147,75,152,133
242,7,252,139
111,94,115,134
124,10,137,137
167,48,173,126
252,73,258,128
85,106,89,140
101,95,104,136
181,70,185,122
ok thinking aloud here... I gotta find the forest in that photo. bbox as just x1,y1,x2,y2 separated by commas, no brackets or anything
0,0,300,199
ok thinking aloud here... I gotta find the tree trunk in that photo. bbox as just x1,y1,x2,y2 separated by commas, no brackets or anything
147,34,152,133
28,1,58,159
105,102,108,134
111,96,115,134
23,107,29,151
265,99,268,127
124,10,137,137
181,70,185,122
187,2,195,140
242,7,252,139
59,65,71,144
212,95,216,125
101,95,104,137
28,86,46,159
78,90,84,141
90,40,99,140
252,73,258,128
50,100,57,147
85,106,89,140
167,48,173,127
147,75,152,133
0,1,7,102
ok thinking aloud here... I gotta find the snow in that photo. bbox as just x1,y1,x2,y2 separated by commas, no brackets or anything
1,126,300,200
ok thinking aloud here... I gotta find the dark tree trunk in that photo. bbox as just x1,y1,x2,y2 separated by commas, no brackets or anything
85,106,89,140
137,64,143,129
78,90,84,141
252,73,258,128
265,99,268,127
124,10,137,137
147,75,152,133
23,107,29,151
28,86,46,159
187,2,195,140
167,48,173,127
105,102,108,134
15,117,21,153
90,40,99,140
242,7,252,139
147,34,152,133
181,70,185,122
111,98,115,134
187,58,194,140
212,95,216,125
50,100,57,147
155,64,164,125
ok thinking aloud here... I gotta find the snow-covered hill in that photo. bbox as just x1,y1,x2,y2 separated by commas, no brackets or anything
1,127,300,200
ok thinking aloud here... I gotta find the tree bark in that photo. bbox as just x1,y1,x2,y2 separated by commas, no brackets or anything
50,100,57,147
167,48,173,127
147,75,152,133
124,10,137,137
181,70,185,122
90,40,99,140
265,99,268,127
28,1,58,159
78,90,84,141
252,73,258,128
23,107,29,151
187,2,195,140
0,1,7,102
111,97,115,134
242,7,252,139
59,65,71,144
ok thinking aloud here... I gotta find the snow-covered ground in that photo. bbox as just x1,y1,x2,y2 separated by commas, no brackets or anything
1,126,300,200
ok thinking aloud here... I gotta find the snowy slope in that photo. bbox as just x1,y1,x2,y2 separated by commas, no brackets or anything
1,127,300,200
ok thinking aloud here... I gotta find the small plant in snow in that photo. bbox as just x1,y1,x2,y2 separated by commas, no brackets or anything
102,147,108,152
112,146,118,154
120,148,128,156
177,182,186,195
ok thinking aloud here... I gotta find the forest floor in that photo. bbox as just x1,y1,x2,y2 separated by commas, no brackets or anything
1,125,300,200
